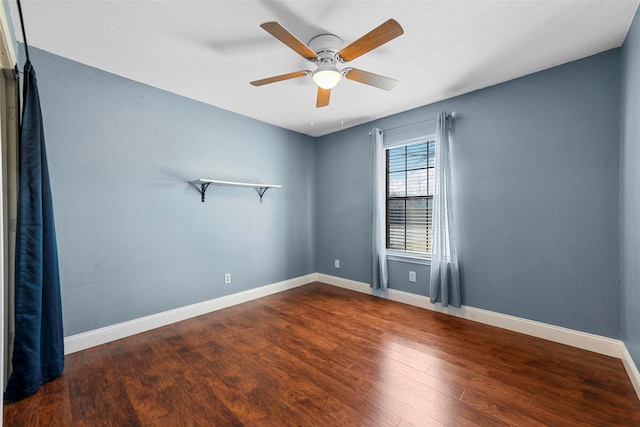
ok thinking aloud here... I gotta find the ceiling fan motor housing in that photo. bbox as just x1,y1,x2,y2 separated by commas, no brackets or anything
308,34,344,64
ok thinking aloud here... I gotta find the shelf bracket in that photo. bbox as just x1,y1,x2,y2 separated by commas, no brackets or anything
198,182,211,202
256,187,269,203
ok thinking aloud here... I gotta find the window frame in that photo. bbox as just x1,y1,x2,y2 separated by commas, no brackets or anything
384,134,436,264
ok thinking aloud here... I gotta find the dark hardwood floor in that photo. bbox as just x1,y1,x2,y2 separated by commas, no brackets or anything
4,282,640,426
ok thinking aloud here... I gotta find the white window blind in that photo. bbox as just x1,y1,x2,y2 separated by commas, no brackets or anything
386,139,435,254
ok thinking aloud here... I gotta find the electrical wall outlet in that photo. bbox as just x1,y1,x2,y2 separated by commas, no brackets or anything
409,271,416,283
224,273,231,284
334,259,340,268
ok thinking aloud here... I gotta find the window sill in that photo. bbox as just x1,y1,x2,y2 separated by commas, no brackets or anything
386,251,431,266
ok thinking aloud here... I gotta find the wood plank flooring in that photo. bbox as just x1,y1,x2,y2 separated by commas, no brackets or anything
4,282,640,426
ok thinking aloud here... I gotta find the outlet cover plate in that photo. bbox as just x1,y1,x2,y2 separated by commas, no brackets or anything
409,271,416,283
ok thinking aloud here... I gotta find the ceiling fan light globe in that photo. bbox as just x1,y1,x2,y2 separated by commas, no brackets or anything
312,69,342,89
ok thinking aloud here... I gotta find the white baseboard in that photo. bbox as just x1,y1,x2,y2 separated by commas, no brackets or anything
392,289,624,358
316,273,623,358
316,273,370,294
64,273,317,354
622,345,640,400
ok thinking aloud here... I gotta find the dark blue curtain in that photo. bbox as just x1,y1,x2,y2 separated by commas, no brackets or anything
4,60,64,401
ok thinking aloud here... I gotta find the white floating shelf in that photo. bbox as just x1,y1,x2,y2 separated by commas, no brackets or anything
191,179,281,203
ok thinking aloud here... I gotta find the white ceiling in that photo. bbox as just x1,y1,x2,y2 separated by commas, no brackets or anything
8,0,639,137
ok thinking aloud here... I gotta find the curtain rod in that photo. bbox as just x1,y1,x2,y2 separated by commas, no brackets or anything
381,111,458,134
16,0,30,62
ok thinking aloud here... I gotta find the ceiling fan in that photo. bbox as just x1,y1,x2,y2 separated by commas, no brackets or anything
250,19,404,108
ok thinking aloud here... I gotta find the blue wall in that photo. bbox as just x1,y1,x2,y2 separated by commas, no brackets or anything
621,7,640,367
28,42,626,341
317,50,621,338
28,47,316,335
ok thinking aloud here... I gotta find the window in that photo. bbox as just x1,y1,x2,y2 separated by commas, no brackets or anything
386,138,435,256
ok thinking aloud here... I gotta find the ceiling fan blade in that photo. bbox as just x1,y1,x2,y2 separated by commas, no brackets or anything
250,71,309,86
345,68,398,91
316,87,330,108
337,19,404,62
260,22,318,60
